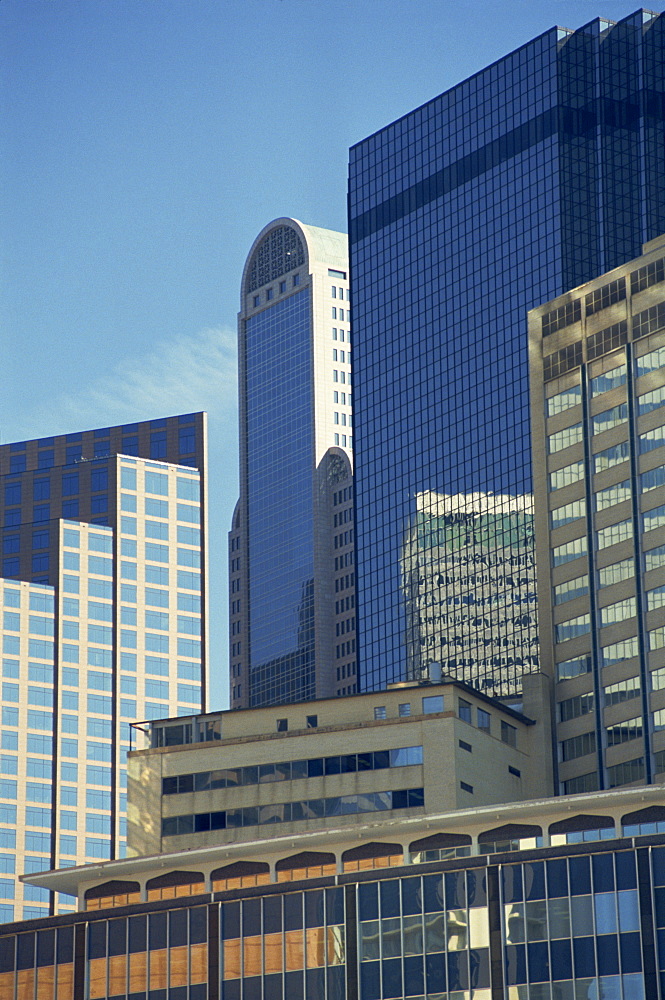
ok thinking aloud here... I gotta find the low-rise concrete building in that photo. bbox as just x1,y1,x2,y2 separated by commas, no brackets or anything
126,678,554,857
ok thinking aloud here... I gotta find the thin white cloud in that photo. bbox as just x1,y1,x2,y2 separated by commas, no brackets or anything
20,326,237,437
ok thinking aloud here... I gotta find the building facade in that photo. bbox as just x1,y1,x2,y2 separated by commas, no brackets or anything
126,680,553,859
530,237,665,796
0,416,207,921
230,219,356,709
348,10,665,697
5,753,665,999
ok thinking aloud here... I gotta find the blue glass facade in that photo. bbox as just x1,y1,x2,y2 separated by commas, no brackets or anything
6,833,665,998
349,11,665,695
245,291,316,706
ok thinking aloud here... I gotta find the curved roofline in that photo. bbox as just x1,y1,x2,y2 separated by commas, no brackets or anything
241,217,347,303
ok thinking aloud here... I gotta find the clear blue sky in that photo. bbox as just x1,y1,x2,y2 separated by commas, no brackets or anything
1,0,655,708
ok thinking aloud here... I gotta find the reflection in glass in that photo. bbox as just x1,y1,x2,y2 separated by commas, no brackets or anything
446,909,468,951
618,890,640,933
380,917,402,958
359,921,379,962
468,907,489,949
594,892,617,935
401,491,537,697
424,913,444,954
571,895,594,937
548,897,571,939
525,900,548,941
402,914,423,956
504,903,525,944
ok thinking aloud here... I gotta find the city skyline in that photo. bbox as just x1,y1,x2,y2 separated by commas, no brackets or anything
2,0,654,709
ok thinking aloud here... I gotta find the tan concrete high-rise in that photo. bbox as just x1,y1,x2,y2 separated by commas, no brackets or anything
529,237,665,795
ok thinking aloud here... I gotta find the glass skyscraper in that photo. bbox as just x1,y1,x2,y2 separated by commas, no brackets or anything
230,219,356,708
348,10,665,696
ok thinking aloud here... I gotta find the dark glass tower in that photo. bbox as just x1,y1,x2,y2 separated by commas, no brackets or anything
348,10,665,696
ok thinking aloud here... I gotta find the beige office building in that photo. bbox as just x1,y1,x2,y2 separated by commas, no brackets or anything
529,236,665,795
0,416,207,921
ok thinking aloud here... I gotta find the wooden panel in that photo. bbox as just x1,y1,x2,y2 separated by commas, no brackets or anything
128,952,147,993
36,964,55,999
243,936,261,976
17,969,35,996
169,945,188,987
55,963,74,999
175,882,205,898
0,972,14,998
305,927,325,969
108,954,126,996
223,940,241,980
285,930,303,971
263,932,283,974
212,872,271,892
190,942,207,985
87,957,106,999
149,949,167,990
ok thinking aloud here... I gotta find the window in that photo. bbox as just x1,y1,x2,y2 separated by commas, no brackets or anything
556,655,591,682
600,598,636,627
33,479,50,502
592,403,628,434
607,717,642,747
598,559,633,588
560,732,595,762
62,472,79,496
276,719,288,732
501,721,517,748
590,365,626,397
477,708,490,732
595,480,631,511
635,343,665,376
639,427,665,453
549,461,584,490
552,536,587,567
398,703,411,717
604,676,640,707
597,519,632,550
642,467,665,493
551,498,585,528
559,693,594,722
553,575,588,605
422,695,443,714
548,424,583,453
458,699,472,723
373,706,386,720
306,715,317,729
594,440,630,473
637,384,665,416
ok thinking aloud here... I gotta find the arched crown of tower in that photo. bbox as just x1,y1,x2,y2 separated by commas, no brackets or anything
245,223,306,293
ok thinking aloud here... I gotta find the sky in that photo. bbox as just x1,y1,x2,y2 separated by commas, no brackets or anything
1,0,659,709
